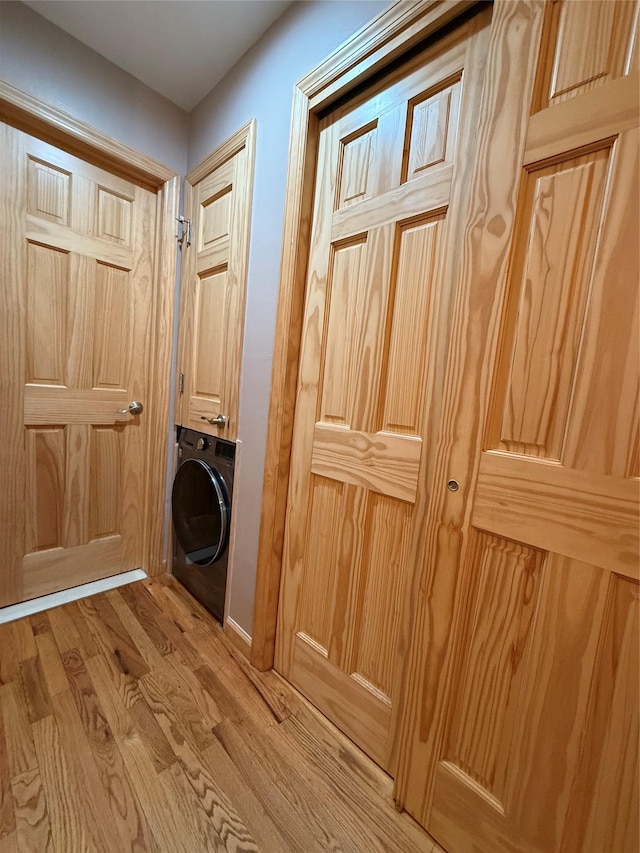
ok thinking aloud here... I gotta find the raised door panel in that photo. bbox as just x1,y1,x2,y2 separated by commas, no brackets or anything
276,9,492,772
178,123,255,441
0,128,157,605
397,3,639,850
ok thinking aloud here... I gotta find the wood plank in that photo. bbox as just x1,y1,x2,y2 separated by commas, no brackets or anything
524,73,639,166
44,606,81,656
50,690,126,851
118,582,177,657
32,714,96,851
85,653,207,853
0,687,14,840
105,588,166,669
23,386,130,426
312,424,422,502
25,214,133,267
0,681,37,779
119,581,203,670
164,578,294,724
136,671,260,853
281,708,433,853
10,767,53,852
472,452,639,578
61,648,160,852
330,164,452,241
291,633,390,769
22,537,123,600
77,594,149,680
0,577,441,851
66,600,100,657
19,658,51,725
157,762,227,852
138,654,221,755
142,577,199,633
213,718,329,853
33,630,68,699
0,621,37,686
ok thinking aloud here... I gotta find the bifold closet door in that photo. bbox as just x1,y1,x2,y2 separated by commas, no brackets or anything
275,7,493,773
398,2,639,851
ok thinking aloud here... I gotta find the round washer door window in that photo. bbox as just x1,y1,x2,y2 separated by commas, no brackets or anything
172,459,230,566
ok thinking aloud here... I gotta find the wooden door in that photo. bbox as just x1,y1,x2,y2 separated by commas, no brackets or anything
177,121,255,442
0,125,157,605
275,8,493,772
398,2,640,851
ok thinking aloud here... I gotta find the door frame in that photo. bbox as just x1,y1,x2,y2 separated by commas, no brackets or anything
0,79,180,588
251,0,478,671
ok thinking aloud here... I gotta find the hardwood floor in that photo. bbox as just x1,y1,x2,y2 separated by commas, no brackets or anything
0,576,441,852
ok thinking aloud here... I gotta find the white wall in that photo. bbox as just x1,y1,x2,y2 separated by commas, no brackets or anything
189,0,388,636
0,1,188,174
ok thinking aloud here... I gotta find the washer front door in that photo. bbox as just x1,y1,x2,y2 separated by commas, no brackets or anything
172,459,229,565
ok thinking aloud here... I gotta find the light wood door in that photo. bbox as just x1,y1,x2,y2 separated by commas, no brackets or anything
177,121,255,442
275,8,493,772
398,2,640,851
0,125,157,605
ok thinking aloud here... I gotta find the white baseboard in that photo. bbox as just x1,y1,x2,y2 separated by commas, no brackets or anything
223,616,252,659
0,569,148,624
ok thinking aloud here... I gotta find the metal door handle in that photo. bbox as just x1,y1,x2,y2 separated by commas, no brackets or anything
201,414,227,427
118,401,144,415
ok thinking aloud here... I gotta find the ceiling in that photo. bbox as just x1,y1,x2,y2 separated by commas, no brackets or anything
22,0,294,112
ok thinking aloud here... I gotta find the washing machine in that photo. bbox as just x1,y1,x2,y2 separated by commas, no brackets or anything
171,427,235,623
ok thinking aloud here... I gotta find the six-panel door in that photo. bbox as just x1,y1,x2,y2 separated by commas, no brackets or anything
398,2,639,850
275,7,493,772
0,127,157,605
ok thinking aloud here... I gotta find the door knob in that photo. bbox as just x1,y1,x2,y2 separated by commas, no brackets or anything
118,401,144,415
201,414,227,427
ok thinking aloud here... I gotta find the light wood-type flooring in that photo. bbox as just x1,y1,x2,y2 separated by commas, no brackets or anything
0,575,442,852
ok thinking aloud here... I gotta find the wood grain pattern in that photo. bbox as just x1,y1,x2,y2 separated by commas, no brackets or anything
0,123,27,607
0,577,437,851
445,534,542,803
311,424,421,502
0,689,14,840
32,713,96,851
25,428,65,554
472,452,639,578
22,536,123,601
1,87,179,597
252,0,478,675
393,0,547,825
495,150,609,459
537,0,638,108
11,766,53,852
276,5,493,776
177,120,256,441
3,122,161,609
525,73,639,167
397,3,639,852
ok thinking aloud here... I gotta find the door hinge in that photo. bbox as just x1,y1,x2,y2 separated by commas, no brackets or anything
176,215,191,249
178,372,185,394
